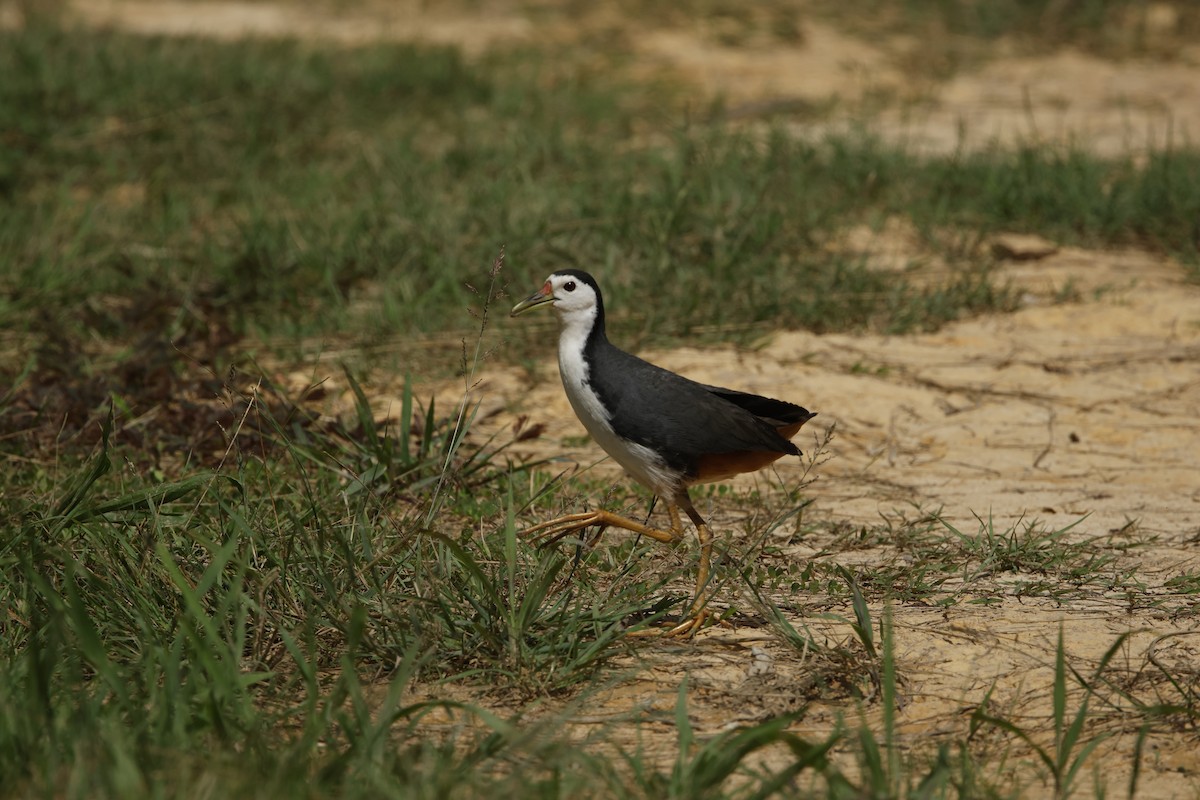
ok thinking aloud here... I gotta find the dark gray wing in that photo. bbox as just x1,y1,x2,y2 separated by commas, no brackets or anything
588,344,802,473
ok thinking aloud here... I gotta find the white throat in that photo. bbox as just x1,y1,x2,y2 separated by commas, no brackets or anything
555,304,602,429
553,305,678,497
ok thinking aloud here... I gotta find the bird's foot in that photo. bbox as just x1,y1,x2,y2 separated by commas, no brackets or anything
520,511,611,548
519,509,682,548
626,607,714,639
626,609,707,639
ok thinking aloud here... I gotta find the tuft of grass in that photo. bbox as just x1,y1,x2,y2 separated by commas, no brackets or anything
395,512,656,692
661,677,833,798
970,628,1127,799
746,509,1142,612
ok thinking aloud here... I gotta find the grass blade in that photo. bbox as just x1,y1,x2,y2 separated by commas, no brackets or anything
49,405,114,533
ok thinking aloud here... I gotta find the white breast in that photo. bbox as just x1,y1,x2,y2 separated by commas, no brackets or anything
555,317,679,498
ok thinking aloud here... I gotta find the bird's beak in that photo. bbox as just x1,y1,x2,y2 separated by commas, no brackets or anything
510,282,554,317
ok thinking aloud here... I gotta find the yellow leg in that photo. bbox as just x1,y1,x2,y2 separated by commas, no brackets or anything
668,505,683,536
630,493,716,639
643,522,713,637
522,492,718,639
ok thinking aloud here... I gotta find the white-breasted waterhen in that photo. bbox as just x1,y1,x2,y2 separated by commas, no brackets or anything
511,270,816,636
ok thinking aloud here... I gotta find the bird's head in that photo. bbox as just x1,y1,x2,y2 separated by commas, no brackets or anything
510,270,603,323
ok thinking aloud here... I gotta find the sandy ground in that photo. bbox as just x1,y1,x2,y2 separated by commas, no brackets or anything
37,0,1200,794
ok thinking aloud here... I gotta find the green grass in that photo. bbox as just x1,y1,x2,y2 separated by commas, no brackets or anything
4,20,1200,371
0,379,642,796
3,393,1196,796
742,510,1148,609
0,364,918,798
4,10,1200,799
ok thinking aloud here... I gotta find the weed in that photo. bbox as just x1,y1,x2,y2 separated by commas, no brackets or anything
970,628,1126,799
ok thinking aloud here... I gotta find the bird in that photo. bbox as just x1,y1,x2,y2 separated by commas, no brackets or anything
510,269,815,636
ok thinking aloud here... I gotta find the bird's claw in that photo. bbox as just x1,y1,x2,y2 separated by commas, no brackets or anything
520,512,609,548
627,608,710,639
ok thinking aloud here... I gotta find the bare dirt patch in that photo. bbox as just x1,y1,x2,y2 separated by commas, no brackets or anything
66,0,533,54
855,49,1200,156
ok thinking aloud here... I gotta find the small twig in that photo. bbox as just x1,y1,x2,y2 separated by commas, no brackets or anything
187,377,260,525
1033,408,1056,470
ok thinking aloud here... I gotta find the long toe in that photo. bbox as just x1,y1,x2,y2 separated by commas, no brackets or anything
522,512,606,547
665,610,708,638
521,511,600,536
523,510,684,547
530,523,593,548
536,524,599,548
626,609,709,639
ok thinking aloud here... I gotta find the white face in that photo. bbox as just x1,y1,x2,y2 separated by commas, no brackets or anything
545,273,599,318
508,271,600,331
